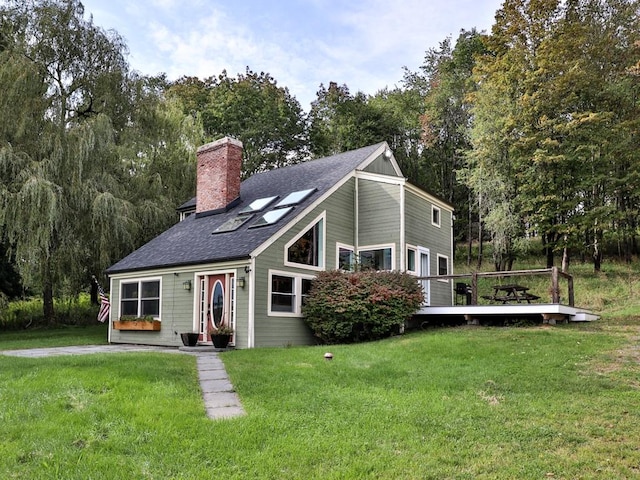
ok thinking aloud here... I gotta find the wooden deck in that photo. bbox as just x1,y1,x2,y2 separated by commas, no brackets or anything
416,267,599,325
416,303,599,325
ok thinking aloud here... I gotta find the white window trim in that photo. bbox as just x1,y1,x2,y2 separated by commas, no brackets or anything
437,254,450,282
119,276,162,320
406,244,418,275
336,242,355,271
357,243,396,271
432,205,441,228
283,211,326,271
267,269,316,317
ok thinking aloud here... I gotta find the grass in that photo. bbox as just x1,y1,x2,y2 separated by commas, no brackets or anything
1,319,640,479
0,324,108,350
1,254,639,478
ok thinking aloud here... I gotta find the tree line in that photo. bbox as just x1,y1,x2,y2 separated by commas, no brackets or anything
0,0,638,323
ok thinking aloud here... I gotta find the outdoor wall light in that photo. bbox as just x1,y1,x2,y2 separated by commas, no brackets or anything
237,277,246,289
182,280,192,291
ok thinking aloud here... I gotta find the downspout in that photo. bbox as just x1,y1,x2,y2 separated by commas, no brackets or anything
451,212,455,305
399,182,405,271
354,176,359,257
107,277,113,344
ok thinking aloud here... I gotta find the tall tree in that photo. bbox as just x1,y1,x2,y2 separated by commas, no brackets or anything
406,30,486,254
465,0,640,272
171,69,307,178
309,82,425,187
369,86,425,188
513,0,640,270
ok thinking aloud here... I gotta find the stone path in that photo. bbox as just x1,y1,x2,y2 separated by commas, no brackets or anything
0,344,245,420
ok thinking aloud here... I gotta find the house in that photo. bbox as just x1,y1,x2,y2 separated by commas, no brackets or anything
105,137,455,348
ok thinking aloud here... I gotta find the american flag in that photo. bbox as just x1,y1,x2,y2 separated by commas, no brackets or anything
94,277,111,323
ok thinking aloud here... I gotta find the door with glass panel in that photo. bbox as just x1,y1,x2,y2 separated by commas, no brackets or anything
199,274,235,344
418,248,430,305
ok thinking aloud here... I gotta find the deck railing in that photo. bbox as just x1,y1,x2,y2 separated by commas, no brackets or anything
417,267,574,307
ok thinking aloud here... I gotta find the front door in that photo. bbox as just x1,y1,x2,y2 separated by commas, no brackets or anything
198,273,235,343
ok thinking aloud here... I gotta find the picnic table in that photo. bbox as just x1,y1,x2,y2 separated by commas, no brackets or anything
481,284,540,304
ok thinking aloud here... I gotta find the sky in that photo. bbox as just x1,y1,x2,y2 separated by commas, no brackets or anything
80,0,504,111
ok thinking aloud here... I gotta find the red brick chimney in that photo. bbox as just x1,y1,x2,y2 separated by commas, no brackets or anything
196,137,243,214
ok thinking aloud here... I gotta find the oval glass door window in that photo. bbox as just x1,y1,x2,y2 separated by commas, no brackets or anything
211,280,224,328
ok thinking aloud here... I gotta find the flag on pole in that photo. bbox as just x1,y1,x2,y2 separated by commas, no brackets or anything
93,276,111,323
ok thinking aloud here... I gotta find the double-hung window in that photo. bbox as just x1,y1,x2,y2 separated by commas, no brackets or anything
120,278,161,319
269,271,314,316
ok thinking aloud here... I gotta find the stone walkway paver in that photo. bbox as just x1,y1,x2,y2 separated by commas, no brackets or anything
1,344,245,420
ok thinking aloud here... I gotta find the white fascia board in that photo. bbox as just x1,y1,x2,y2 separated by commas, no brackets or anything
107,260,250,280
355,170,406,186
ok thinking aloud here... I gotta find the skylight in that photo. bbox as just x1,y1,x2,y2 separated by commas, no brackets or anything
275,188,316,208
239,196,278,213
213,214,253,234
250,207,293,228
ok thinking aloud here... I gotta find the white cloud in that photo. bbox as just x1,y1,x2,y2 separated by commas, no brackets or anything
81,0,503,109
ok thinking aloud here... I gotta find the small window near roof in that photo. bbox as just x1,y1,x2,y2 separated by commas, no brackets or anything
251,206,293,227
239,196,278,213
432,205,441,228
275,188,316,207
213,214,253,233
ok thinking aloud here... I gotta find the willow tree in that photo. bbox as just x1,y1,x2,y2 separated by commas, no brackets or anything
0,0,134,323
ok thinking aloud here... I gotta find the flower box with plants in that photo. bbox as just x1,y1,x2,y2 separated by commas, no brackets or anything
209,324,234,348
113,315,161,331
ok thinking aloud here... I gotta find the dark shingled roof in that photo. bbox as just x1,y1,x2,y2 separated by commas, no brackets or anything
106,142,386,274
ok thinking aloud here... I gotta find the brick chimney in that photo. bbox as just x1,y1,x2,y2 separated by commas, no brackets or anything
196,137,243,214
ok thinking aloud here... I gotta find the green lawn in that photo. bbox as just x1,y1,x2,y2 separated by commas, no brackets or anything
1,319,639,479
0,323,108,350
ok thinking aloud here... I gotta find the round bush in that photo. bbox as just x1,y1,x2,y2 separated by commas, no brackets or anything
302,270,424,344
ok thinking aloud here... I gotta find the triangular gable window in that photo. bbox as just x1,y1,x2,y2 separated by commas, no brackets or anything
285,212,325,270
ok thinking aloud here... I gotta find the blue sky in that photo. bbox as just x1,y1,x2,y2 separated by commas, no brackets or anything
80,0,504,110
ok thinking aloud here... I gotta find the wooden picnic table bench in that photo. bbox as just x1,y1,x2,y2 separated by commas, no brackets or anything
482,284,540,304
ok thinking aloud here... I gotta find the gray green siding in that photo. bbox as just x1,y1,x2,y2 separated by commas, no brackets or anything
252,179,356,347
109,261,251,348
405,188,454,306
362,153,402,177
357,179,401,265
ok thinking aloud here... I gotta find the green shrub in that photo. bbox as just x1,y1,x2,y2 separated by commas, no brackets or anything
302,270,424,344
